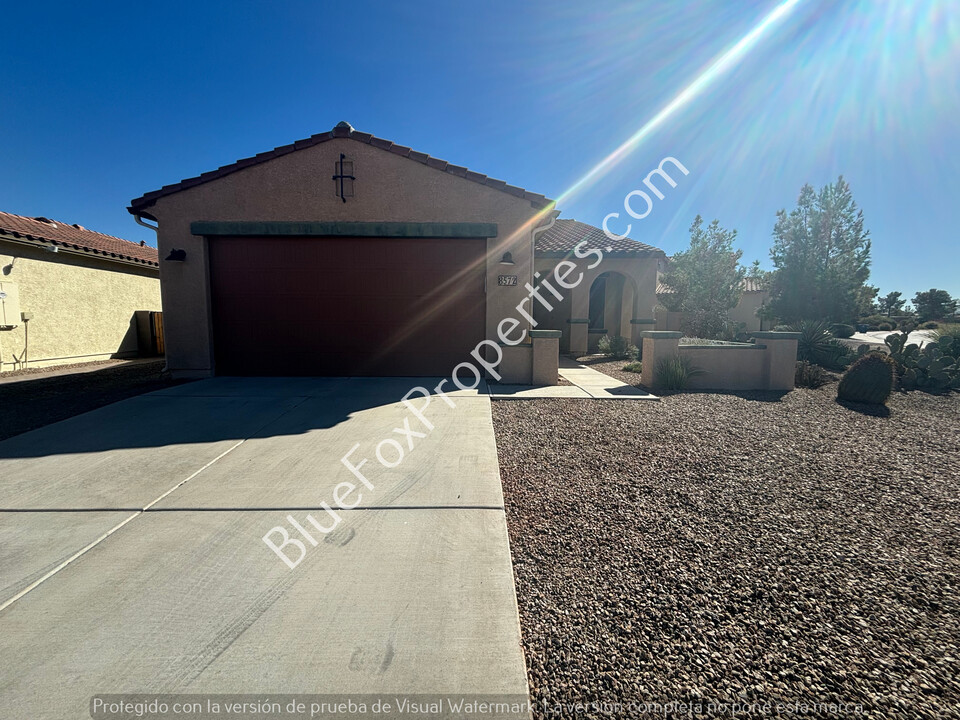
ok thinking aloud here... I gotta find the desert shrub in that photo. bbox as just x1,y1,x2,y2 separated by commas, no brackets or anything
829,323,856,338
679,337,738,346
622,362,642,373
934,324,960,341
921,321,939,329
719,320,749,342
861,314,898,328
878,322,893,331
598,334,639,360
795,361,829,388
653,355,705,393
837,353,895,405
790,320,854,370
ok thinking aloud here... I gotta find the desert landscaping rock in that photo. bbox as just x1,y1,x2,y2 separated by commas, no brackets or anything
491,380,959,719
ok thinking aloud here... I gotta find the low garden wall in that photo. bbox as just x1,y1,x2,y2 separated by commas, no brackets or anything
640,331,800,391
498,330,561,385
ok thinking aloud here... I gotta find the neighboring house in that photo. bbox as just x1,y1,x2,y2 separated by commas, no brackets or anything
0,212,161,372
127,122,667,379
655,275,771,332
729,277,771,331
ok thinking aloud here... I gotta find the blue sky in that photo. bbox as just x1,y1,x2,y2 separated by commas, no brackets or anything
2,0,957,301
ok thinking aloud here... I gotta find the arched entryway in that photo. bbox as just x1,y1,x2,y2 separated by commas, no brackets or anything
587,271,637,352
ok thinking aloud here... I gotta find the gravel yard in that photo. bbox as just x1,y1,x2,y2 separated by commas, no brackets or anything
492,377,960,718
0,359,179,441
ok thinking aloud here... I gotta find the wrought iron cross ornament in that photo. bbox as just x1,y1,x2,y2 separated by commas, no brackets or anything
332,153,355,203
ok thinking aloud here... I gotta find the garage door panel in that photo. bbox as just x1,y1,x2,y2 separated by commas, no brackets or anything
209,236,486,376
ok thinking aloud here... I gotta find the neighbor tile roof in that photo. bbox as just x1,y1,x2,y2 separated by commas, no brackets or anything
657,277,768,294
129,121,553,216
0,211,159,266
536,218,665,257
741,277,767,293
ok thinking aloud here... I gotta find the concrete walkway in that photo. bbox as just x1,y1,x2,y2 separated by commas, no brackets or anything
0,377,529,717
485,358,656,400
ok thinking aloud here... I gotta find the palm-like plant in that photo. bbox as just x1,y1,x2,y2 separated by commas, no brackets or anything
790,320,852,370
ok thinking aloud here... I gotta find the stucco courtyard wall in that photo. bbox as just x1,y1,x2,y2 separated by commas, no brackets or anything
0,241,161,371
140,138,551,378
640,331,800,391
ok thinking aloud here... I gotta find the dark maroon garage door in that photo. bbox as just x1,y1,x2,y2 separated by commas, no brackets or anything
208,236,487,376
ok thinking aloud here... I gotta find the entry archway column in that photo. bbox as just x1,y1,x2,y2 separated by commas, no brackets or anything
567,283,590,357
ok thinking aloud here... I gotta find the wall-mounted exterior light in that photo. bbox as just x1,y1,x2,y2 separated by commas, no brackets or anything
165,249,187,262
500,252,515,265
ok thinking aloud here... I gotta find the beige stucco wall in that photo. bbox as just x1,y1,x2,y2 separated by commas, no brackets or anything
639,331,798,391
0,241,161,371
140,138,551,377
729,291,770,332
679,345,767,390
656,291,771,333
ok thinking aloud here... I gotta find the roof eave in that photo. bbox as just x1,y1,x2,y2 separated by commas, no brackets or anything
535,249,666,259
128,128,555,214
0,232,160,269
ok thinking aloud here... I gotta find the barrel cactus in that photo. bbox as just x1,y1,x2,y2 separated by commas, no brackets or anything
837,353,896,405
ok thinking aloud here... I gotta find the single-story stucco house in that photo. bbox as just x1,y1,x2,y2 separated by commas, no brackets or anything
0,212,161,372
127,122,667,381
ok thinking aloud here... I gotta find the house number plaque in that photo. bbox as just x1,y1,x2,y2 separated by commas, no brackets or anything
498,275,518,286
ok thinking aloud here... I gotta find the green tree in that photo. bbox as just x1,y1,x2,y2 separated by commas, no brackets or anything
767,177,872,324
912,288,957,321
660,215,745,338
747,259,771,284
878,291,905,316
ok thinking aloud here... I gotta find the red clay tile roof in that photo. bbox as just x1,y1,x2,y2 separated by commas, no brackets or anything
0,211,159,267
129,122,553,216
536,218,665,257
741,277,768,293
657,277,769,294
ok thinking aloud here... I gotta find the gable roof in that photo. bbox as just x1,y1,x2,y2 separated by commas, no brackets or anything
536,218,665,257
128,122,553,218
0,211,159,267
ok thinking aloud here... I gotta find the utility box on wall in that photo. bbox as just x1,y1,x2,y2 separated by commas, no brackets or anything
0,281,21,329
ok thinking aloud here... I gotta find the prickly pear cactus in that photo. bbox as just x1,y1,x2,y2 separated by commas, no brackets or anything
884,331,959,394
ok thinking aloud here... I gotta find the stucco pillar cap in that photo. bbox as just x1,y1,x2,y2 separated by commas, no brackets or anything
639,331,682,339
751,331,801,339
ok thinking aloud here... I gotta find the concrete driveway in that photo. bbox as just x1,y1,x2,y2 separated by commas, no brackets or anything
0,378,529,718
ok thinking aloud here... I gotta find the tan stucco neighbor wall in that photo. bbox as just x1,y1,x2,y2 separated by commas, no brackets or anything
139,138,550,378
0,241,161,371
656,291,771,333
729,291,770,332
